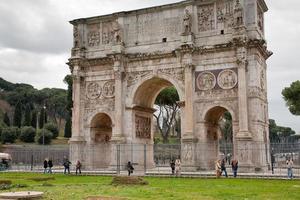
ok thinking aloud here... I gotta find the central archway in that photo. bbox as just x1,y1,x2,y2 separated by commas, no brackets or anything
126,76,184,169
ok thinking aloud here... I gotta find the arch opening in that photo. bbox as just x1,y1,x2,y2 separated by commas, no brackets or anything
204,106,234,165
132,77,182,166
90,113,112,169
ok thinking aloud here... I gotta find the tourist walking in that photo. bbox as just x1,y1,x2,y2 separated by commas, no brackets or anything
221,159,228,177
48,159,53,174
286,158,293,179
175,158,181,176
170,159,175,175
215,160,222,178
75,160,82,175
231,159,238,178
63,157,71,174
43,159,48,174
127,161,134,176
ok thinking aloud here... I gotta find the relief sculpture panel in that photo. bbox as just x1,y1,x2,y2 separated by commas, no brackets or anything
217,69,238,89
216,0,234,29
196,72,216,91
87,24,101,47
85,81,115,109
135,115,151,139
198,4,215,32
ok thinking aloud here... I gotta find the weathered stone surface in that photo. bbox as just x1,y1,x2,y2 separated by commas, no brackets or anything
68,0,271,172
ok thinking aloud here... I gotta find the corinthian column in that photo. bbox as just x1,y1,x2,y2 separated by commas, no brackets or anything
183,63,195,139
111,55,125,143
236,47,251,138
68,58,84,142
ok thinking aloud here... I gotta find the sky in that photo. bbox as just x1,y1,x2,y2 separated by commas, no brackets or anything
0,0,299,133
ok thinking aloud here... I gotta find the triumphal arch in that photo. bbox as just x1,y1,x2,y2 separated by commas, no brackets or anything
68,0,272,171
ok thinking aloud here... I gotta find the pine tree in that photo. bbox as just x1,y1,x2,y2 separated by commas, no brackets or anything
39,107,45,129
13,101,22,128
31,110,37,129
24,104,31,126
3,112,10,126
64,114,72,138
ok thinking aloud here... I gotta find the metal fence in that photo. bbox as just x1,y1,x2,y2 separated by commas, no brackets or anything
1,142,300,178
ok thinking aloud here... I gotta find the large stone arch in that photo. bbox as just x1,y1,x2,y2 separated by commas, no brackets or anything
68,0,271,173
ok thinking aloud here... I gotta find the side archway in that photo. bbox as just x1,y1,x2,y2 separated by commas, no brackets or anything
89,113,113,169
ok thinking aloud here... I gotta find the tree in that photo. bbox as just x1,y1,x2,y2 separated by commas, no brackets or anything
154,87,180,143
20,126,36,143
64,115,72,138
23,104,31,126
219,112,233,142
269,119,298,143
31,110,37,128
36,129,53,145
39,107,45,129
44,123,59,139
3,113,10,127
1,127,18,144
13,101,22,128
64,75,73,138
282,80,300,116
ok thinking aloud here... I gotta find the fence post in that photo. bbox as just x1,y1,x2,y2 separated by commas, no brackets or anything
144,144,147,175
30,154,33,171
117,144,120,175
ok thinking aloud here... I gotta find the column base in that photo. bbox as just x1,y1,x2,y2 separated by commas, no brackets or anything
236,131,252,139
181,33,194,46
112,44,125,54
110,135,126,144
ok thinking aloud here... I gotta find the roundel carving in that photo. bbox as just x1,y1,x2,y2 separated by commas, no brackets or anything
102,81,115,98
196,72,216,91
217,69,238,89
86,82,101,99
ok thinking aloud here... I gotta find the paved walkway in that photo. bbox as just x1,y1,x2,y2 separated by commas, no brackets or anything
3,167,299,179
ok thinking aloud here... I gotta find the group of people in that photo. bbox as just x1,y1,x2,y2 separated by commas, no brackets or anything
43,158,53,174
170,159,181,176
43,157,82,175
215,158,238,178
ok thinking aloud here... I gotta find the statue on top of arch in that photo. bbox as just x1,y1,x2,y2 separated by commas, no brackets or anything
182,9,192,35
233,0,244,27
112,20,123,45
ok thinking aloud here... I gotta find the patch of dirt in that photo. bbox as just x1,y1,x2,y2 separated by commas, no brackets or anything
27,177,55,182
86,197,127,200
111,176,148,186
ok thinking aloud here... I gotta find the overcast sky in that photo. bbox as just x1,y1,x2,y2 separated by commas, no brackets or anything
0,0,299,133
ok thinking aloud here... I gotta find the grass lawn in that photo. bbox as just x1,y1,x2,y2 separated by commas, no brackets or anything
0,173,300,200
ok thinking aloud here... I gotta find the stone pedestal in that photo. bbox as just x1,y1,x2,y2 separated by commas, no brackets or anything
112,44,125,54
235,138,254,172
181,34,194,45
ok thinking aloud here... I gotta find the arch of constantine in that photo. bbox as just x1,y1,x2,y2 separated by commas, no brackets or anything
68,0,272,172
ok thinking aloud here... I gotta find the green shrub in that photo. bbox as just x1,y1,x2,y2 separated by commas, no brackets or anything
20,126,36,143
1,128,18,144
36,129,53,145
10,126,21,138
44,123,59,139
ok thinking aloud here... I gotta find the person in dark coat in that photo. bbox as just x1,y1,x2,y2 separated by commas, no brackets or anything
75,160,82,175
63,157,71,174
231,159,238,178
127,161,134,176
48,159,53,174
170,160,175,175
43,159,48,174
221,159,228,177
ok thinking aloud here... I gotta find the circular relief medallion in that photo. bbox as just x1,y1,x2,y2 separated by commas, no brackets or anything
217,69,238,90
102,81,115,98
86,82,101,99
196,71,216,91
